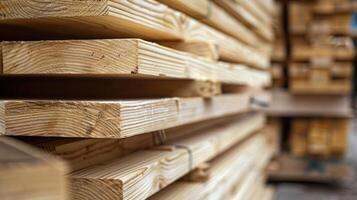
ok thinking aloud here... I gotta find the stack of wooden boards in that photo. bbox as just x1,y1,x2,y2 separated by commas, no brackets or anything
287,0,354,158
289,0,355,94
290,118,349,158
0,0,278,199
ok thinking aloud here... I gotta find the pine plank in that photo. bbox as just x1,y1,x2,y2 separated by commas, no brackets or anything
24,114,254,172
160,41,219,60
70,113,265,200
156,0,209,19
1,39,270,85
234,0,273,28
0,0,182,40
0,137,69,200
2,93,252,138
149,132,271,200
214,0,273,42
159,0,261,47
0,0,269,69
182,19,270,69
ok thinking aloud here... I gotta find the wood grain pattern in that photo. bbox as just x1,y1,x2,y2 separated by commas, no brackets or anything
1,39,271,86
160,41,219,60
149,132,271,200
0,137,69,200
234,0,272,28
0,0,270,69
149,131,271,200
3,93,252,138
181,18,270,69
26,115,245,171
0,0,182,40
157,0,209,19
159,0,261,47
70,113,265,200
214,0,273,42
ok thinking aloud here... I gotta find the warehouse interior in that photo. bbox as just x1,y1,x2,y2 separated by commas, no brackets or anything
0,0,356,199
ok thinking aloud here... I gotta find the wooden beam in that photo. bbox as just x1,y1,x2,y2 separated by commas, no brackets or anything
23,114,258,172
214,0,273,42
159,0,261,47
2,93,252,138
182,19,270,69
159,41,219,60
0,0,182,40
234,0,273,28
70,113,266,200
0,0,270,69
0,137,68,199
1,39,270,85
149,132,272,200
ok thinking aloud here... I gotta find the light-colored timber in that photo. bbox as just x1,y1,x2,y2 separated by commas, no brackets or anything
157,0,209,19
27,114,263,172
181,19,270,69
0,137,69,200
70,114,266,200
160,41,219,60
214,0,273,42
2,93,252,138
159,0,261,47
0,0,182,40
1,39,270,86
235,0,273,28
149,132,272,200
0,0,269,69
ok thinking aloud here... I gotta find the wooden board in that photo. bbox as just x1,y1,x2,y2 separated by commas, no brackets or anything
70,113,266,200
0,0,182,40
149,131,273,200
0,39,271,86
292,46,355,61
214,0,273,42
159,0,261,47
2,93,253,138
160,41,219,60
24,113,265,172
234,0,273,28
0,137,68,200
313,0,357,15
182,19,270,69
290,79,352,95
0,0,269,69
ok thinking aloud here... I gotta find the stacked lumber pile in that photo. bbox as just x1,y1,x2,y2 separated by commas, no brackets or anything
286,0,353,159
0,0,278,199
290,118,349,158
264,0,354,183
289,0,355,94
